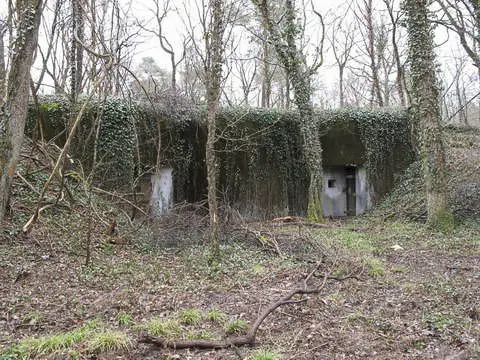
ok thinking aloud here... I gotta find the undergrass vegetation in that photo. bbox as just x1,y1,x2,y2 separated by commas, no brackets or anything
248,349,282,360
225,319,249,334
140,319,182,337
1,320,131,359
206,309,228,323
178,308,202,325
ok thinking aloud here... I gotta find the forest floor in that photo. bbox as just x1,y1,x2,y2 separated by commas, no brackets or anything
0,126,479,360
1,210,479,359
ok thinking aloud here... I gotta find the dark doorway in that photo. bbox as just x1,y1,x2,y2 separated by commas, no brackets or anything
345,166,356,216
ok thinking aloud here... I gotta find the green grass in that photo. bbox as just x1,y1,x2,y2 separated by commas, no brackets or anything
248,349,282,360
0,319,119,359
225,319,248,334
142,318,181,337
364,257,386,276
116,311,134,326
206,309,228,323
178,308,202,325
322,228,376,253
185,330,215,340
85,330,132,354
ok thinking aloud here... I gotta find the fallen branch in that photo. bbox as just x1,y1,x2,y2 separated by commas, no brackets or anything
139,272,358,350
91,187,147,216
272,216,368,232
242,227,282,256
15,172,40,195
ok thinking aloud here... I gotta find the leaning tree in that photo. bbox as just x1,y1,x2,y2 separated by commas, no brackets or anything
0,0,44,221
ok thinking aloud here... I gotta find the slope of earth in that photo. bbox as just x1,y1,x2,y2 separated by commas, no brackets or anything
379,125,480,221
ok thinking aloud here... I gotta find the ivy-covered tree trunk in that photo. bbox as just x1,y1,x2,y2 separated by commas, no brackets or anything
252,0,323,221
404,0,454,231
0,0,43,221
0,20,6,102
205,0,225,260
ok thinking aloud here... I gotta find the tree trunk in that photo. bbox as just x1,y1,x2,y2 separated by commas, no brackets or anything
0,0,43,220
0,21,6,102
205,0,225,260
260,29,271,108
365,0,383,107
253,0,324,221
404,0,454,231
384,0,407,106
75,0,84,95
339,66,345,107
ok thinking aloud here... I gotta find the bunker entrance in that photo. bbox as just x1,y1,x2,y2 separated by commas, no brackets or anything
345,166,356,216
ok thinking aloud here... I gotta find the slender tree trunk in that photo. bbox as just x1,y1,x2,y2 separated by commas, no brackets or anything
206,0,225,260
384,0,407,106
365,0,383,107
75,0,84,95
339,66,345,107
404,0,454,231
261,29,271,108
0,21,6,102
0,0,43,220
70,0,77,101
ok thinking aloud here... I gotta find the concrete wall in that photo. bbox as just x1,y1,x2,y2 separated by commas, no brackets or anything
356,166,372,215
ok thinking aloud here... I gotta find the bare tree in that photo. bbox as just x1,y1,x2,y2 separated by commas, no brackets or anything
382,0,408,106
139,0,189,92
404,0,454,231
355,0,384,107
434,0,480,123
234,54,258,106
0,0,44,220
70,0,84,100
328,7,356,107
435,0,480,70
0,17,6,101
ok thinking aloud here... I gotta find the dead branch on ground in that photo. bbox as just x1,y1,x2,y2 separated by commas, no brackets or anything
139,268,359,350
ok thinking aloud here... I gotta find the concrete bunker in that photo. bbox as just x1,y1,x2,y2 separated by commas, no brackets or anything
27,98,414,220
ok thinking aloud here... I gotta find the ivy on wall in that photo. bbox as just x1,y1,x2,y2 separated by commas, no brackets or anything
27,96,136,190
96,98,136,188
27,97,414,216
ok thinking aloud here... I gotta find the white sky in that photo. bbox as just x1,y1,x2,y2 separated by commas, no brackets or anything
1,0,478,107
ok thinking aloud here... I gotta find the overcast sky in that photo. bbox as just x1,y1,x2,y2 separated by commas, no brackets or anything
0,0,477,106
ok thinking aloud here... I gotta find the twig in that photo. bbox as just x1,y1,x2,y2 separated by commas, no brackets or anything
91,187,147,216
15,172,40,195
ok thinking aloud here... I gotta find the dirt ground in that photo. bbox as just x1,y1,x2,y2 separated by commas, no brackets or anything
1,211,479,359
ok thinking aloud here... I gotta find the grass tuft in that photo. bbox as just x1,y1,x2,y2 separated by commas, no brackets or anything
248,349,282,360
142,318,181,337
85,330,132,354
206,309,228,323
225,319,248,334
364,257,386,276
178,308,202,325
